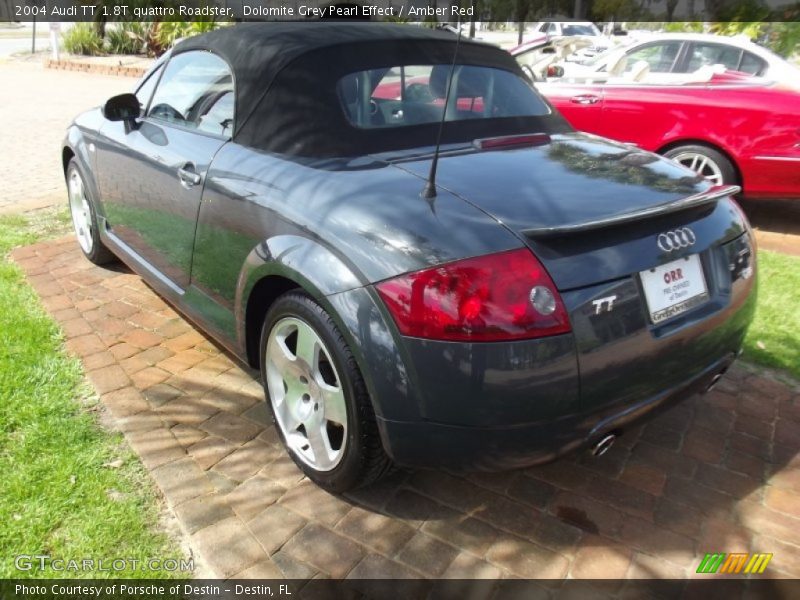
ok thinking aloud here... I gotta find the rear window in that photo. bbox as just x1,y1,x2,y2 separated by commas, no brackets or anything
561,24,599,36
337,64,550,129
686,43,744,72
739,51,767,76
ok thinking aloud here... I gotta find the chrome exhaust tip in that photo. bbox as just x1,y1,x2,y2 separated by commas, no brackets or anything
705,373,724,393
591,434,616,457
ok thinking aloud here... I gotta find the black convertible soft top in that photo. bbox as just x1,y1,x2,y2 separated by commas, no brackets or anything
175,22,569,158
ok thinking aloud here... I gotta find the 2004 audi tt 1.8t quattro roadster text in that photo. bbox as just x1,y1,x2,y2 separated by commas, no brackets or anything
63,23,756,492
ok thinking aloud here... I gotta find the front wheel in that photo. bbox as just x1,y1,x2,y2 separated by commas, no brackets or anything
260,291,391,492
662,145,737,187
66,159,116,265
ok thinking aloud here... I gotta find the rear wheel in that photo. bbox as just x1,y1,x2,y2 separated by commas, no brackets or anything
662,145,737,187
260,291,391,492
66,159,115,265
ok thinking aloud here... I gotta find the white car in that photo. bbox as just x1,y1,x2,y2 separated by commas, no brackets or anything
533,21,603,38
531,21,614,60
556,32,800,86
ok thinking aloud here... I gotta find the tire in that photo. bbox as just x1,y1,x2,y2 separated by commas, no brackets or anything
259,291,392,492
662,144,737,188
66,158,116,265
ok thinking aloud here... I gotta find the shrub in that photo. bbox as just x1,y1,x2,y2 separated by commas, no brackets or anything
62,23,104,56
150,21,222,56
106,22,150,55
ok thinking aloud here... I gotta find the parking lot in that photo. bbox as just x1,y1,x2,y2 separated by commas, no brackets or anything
3,59,800,583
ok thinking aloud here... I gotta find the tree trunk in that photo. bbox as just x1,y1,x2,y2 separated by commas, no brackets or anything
666,0,678,21
94,17,106,40
705,0,725,20
516,0,530,45
469,0,477,38
93,0,106,39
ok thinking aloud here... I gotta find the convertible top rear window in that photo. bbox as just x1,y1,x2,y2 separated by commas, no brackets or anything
172,23,572,157
338,65,550,129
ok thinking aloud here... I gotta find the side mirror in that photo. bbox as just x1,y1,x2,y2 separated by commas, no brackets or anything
103,93,141,122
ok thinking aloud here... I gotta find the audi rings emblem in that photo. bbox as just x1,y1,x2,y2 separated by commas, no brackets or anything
657,227,697,252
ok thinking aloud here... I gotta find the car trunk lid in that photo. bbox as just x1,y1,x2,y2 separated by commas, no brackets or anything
390,132,755,416
392,132,738,290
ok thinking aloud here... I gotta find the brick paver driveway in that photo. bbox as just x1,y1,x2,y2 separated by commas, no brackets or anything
11,237,800,582
0,62,133,214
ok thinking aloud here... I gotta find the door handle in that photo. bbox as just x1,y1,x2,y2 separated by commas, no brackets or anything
177,163,201,187
570,94,600,105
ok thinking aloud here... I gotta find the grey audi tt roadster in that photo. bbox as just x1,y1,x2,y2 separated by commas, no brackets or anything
62,23,756,491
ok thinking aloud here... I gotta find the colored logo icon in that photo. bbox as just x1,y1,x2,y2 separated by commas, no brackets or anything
696,552,772,574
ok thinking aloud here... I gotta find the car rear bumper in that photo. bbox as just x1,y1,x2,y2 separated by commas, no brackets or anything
377,351,737,471
330,229,755,472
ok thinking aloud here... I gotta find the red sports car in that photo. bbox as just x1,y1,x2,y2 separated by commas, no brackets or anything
537,70,800,199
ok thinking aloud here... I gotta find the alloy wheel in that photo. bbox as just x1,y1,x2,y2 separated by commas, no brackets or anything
265,317,348,471
670,151,724,186
68,168,94,254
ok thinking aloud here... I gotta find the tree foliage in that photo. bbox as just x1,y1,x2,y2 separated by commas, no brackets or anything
69,1,228,56
675,21,800,58
478,0,799,59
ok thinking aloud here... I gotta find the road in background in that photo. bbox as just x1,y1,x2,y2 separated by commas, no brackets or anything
0,21,79,57
0,36,51,56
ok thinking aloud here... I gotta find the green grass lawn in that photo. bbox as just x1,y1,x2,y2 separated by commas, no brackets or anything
0,208,187,579
743,250,800,380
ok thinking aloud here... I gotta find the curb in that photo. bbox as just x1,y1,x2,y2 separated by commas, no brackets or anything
0,195,63,216
44,58,148,78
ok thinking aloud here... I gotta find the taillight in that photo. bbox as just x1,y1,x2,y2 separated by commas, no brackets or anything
375,248,571,342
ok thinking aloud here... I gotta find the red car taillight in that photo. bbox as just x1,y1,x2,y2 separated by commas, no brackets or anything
375,248,571,342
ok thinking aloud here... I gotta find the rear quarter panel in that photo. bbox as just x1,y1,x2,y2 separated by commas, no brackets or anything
193,143,523,310
189,143,525,419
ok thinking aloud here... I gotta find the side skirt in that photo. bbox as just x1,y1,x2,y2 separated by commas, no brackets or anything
98,219,255,374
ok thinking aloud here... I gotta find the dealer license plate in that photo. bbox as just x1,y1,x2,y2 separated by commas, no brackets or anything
640,254,709,324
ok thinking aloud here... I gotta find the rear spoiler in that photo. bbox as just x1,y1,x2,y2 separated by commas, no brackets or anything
523,185,740,238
